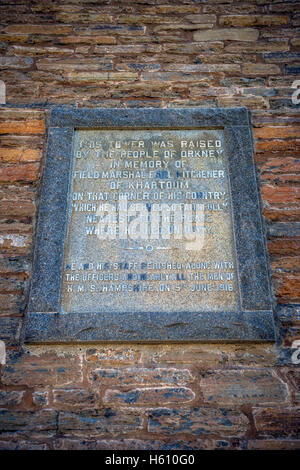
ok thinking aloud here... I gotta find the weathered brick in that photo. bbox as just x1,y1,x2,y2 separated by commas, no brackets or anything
53,388,99,407
256,140,300,154
110,83,179,99
291,38,300,47
164,64,240,73
141,72,223,82
271,257,300,273
0,56,33,69
247,440,300,450
142,345,226,366
164,42,224,54
85,347,141,365
32,391,49,406
118,15,179,25
200,370,288,405
64,72,138,83
0,390,25,407
225,345,278,367
0,291,26,312
218,96,269,109
116,63,161,72
194,28,259,42
272,273,300,302
55,13,112,23
154,24,215,32
254,127,300,139
264,52,300,64
2,351,83,386
261,186,300,205
53,437,227,450
0,198,35,218
269,98,300,110
225,40,289,53
148,408,249,437
261,172,300,185
59,35,116,45
220,15,290,27
267,222,300,239
0,120,45,135
253,408,300,437
185,15,217,24
0,440,48,450
0,163,40,182
243,63,281,75
36,58,113,72
94,44,161,54
267,239,300,257
243,87,277,97
0,147,40,163
263,207,300,222
103,387,195,406
8,45,74,56
0,318,22,344
89,367,193,386
58,409,143,436
4,25,73,34
0,409,57,432
145,5,201,15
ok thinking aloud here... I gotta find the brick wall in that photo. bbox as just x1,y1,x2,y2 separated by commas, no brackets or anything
0,0,299,450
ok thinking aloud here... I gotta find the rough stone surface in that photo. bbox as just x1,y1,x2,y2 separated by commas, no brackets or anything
200,370,288,405
148,408,249,437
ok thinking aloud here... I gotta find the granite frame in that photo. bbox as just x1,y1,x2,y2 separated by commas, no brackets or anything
25,107,276,343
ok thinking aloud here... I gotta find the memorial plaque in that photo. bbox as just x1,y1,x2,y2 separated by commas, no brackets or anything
25,108,276,342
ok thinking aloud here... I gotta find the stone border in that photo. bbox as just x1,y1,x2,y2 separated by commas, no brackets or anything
25,107,275,342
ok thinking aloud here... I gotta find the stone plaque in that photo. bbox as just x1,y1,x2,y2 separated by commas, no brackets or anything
25,108,275,342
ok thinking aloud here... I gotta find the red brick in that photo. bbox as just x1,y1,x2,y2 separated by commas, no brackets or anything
273,273,300,302
58,409,143,436
263,207,300,222
89,367,193,386
247,440,300,450
253,408,300,437
0,120,45,135
0,440,48,450
260,157,300,174
0,147,40,163
261,185,300,206
103,387,195,406
4,25,72,34
85,347,141,365
255,127,300,139
148,408,249,437
200,370,288,405
220,15,290,27
2,352,83,386
0,390,25,407
271,257,300,273
53,438,227,450
0,163,40,183
0,409,57,433
267,239,300,257
256,140,300,153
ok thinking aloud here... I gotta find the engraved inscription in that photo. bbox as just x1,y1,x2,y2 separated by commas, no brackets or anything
61,129,238,313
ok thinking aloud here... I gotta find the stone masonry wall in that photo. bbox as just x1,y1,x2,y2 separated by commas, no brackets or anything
0,0,299,450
